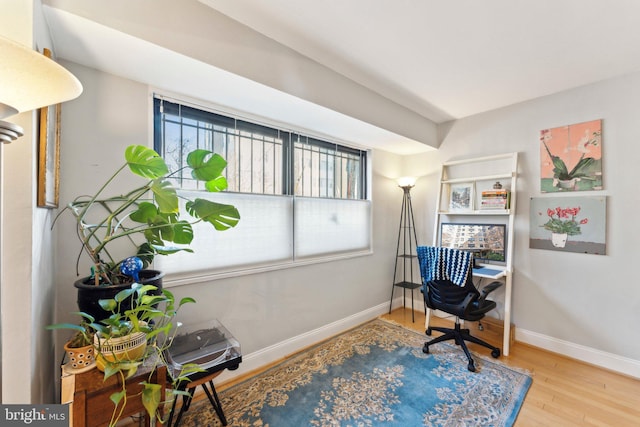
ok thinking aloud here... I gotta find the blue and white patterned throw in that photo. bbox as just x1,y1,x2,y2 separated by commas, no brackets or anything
417,246,472,287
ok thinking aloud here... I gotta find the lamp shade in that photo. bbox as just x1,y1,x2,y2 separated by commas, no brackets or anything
0,36,82,118
396,176,417,188
0,36,82,143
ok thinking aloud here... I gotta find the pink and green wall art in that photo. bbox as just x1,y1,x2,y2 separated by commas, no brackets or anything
540,119,602,192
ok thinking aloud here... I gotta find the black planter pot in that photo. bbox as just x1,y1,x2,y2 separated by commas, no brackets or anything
74,269,164,321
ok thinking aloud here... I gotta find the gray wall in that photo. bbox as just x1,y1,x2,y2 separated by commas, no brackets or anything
54,61,640,386
44,0,437,150
53,62,406,366
0,0,60,404
55,60,640,384
11,1,640,404
406,71,640,368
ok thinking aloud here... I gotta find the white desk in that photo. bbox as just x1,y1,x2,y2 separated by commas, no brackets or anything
472,265,506,279
424,263,513,356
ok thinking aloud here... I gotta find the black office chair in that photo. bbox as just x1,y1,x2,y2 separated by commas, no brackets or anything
417,246,503,372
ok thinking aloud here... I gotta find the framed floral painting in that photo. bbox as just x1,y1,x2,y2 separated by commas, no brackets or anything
529,196,606,254
540,119,602,192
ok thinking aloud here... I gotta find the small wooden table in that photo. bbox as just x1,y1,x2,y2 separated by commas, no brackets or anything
61,364,166,427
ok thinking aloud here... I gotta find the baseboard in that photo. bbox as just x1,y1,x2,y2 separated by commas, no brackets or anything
214,301,392,384
401,296,640,379
201,301,640,389
516,328,640,379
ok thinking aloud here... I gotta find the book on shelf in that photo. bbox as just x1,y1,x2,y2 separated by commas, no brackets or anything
481,189,509,197
480,189,510,210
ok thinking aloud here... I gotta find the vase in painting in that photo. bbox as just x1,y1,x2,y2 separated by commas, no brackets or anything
551,232,568,248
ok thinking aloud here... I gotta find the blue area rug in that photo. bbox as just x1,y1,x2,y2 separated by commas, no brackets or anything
181,319,531,426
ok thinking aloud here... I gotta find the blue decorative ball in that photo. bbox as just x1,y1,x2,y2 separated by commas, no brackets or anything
120,256,143,282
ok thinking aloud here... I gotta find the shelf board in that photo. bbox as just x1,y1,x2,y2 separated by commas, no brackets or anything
441,172,513,184
393,281,422,290
439,209,511,215
442,153,516,167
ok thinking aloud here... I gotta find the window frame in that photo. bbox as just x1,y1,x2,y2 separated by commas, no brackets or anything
154,96,367,200
151,92,373,286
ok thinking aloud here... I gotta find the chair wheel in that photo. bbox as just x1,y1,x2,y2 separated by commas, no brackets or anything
426,328,432,336
491,349,501,358
422,343,430,354
467,361,476,372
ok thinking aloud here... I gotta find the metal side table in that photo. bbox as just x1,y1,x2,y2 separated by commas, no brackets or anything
165,319,242,427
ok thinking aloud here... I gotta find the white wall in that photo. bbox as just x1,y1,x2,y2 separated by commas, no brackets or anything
0,0,60,404
53,61,407,374
405,72,640,376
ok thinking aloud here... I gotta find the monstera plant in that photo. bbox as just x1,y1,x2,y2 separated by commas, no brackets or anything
56,144,240,288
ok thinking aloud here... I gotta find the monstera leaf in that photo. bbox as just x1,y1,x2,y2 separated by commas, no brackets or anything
187,149,227,183
186,198,240,231
150,179,179,214
125,145,169,179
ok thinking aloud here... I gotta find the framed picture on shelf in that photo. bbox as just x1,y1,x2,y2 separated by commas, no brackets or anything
449,182,474,212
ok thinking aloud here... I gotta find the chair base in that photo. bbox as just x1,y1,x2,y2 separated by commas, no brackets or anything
423,321,501,372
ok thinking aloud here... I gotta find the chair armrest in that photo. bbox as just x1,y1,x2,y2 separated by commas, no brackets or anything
461,292,476,307
478,280,503,303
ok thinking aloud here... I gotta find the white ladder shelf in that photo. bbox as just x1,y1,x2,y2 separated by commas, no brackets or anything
431,152,518,356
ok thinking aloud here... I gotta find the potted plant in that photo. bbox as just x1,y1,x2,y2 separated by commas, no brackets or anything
55,144,240,319
49,283,202,426
59,323,96,373
541,206,588,248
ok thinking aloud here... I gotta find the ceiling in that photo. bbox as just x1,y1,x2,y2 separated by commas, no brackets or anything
43,0,640,154
201,0,640,121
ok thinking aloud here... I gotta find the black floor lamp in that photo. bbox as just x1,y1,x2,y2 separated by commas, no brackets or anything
389,177,422,322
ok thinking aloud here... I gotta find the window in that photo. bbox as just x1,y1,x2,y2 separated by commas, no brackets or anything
292,135,366,199
153,96,371,280
154,98,366,199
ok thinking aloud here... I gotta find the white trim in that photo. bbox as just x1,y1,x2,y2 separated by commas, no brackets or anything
212,302,390,385
516,328,640,379
403,294,640,379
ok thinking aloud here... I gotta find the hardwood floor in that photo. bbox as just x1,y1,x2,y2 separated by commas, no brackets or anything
382,308,640,427
151,307,639,427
